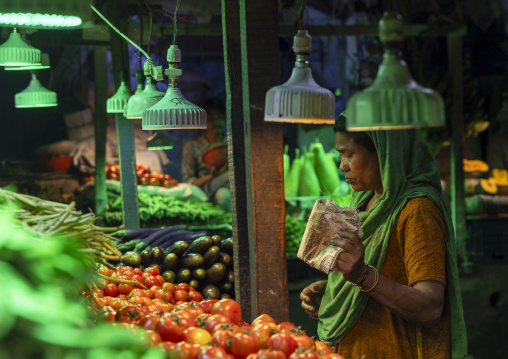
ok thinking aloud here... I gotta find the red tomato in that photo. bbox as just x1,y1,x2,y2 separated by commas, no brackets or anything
131,275,144,288
188,291,203,302
138,313,162,330
162,282,176,293
145,266,160,276
158,341,177,353
155,316,184,342
180,303,205,319
205,314,232,334
277,321,297,331
130,289,147,297
268,333,299,358
155,275,165,286
251,314,277,327
172,311,196,330
252,322,279,349
144,276,161,288
117,283,133,295
104,283,118,297
198,299,218,314
293,335,315,351
115,305,148,325
211,299,242,324
257,350,286,359
139,329,163,346
198,345,229,359
319,354,346,359
176,283,190,292
183,327,213,345
315,341,333,354
289,352,320,359
174,289,189,302
98,306,116,323
169,342,202,359
230,333,259,359
154,288,174,303
211,329,233,353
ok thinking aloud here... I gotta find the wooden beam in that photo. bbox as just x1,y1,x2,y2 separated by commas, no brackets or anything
222,0,289,323
93,45,109,224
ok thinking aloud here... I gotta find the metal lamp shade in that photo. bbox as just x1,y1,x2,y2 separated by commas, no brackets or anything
265,67,335,124
345,53,445,131
147,131,174,150
125,80,165,119
142,86,206,130
0,29,40,66
5,52,49,70
345,12,445,131
15,74,57,108
0,0,92,29
106,80,132,114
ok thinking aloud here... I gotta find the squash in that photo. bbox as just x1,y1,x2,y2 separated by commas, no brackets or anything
475,178,498,195
298,146,321,197
463,159,489,173
311,138,340,197
284,148,302,198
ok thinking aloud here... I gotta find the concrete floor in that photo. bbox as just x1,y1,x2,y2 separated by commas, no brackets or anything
287,261,508,358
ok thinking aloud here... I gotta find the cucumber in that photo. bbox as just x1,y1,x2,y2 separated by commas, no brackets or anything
202,246,220,268
178,253,204,269
163,253,179,271
169,241,189,257
184,236,214,255
220,237,233,255
206,262,227,284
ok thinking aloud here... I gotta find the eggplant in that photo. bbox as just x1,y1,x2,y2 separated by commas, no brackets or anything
120,251,142,266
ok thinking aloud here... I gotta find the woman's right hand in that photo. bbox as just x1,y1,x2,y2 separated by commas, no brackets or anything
300,280,327,320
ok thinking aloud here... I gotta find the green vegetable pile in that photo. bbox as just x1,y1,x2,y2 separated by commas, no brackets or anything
0,202,164,359
104,192,231,228
285,215,308,260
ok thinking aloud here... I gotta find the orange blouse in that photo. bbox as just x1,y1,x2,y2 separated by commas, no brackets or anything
336,197,451,359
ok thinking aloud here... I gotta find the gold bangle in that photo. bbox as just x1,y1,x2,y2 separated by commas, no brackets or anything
360,265,379,292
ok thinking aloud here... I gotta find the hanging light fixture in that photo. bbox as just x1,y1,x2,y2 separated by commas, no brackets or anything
90,3,206,129
0,0,92,29
0,28,41,66
142,44,206,130
147,131,174,150
5,52,50,70
106,72,132,114
264,0,335,124
345,12,445,131
125,74,165,119
15,72,57,108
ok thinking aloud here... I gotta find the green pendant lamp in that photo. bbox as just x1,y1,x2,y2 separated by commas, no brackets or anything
345,12,445,131
125,71,165,119
0,28,41,66
147,131,174,150
107,72,132,114
142,45,207,130
0,0,92,29
264,29,335,124
15,73,57,108
5,52,50,70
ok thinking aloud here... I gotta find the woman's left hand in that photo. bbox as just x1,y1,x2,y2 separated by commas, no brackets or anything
330,231,367,284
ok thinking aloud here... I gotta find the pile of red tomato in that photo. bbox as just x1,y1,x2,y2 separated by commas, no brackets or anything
101,163,178,188
89,264,345,359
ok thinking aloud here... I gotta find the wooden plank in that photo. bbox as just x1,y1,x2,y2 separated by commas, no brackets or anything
447,34,472,271
109,4,140,231
93,46,109,224
222,0,289,323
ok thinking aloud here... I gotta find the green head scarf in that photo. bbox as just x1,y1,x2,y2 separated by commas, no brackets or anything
317,128,468,359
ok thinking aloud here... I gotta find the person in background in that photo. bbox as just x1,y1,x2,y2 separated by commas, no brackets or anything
300,115,467,359
181,105,230,213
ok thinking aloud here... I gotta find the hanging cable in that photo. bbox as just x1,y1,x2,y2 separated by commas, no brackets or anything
173,0,182,45
298,0,307,30
144,0,152,56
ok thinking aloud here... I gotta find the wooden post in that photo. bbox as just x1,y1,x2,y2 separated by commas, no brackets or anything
109,13,140,230
93,46,108,224
448,32,471,270
222,0,289,322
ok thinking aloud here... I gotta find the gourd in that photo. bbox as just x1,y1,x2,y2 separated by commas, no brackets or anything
298,146,321,197
284,148,302,198
311,138,340,197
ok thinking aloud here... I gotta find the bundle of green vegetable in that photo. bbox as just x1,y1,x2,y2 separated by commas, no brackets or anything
104,192,231,228
0,201,164,359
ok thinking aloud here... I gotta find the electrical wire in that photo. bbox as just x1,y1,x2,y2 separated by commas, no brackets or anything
173,0,182,45
144,0,152,56
298,0,307,30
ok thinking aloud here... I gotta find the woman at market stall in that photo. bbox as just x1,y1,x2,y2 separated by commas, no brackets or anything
300,114,468,359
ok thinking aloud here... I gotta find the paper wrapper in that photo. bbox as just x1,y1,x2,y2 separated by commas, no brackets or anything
297,199,363,274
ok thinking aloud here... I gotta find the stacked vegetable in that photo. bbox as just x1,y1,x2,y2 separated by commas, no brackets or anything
113,229,235,299
104,191,231,228
285,139,340,198
285,216,307,260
